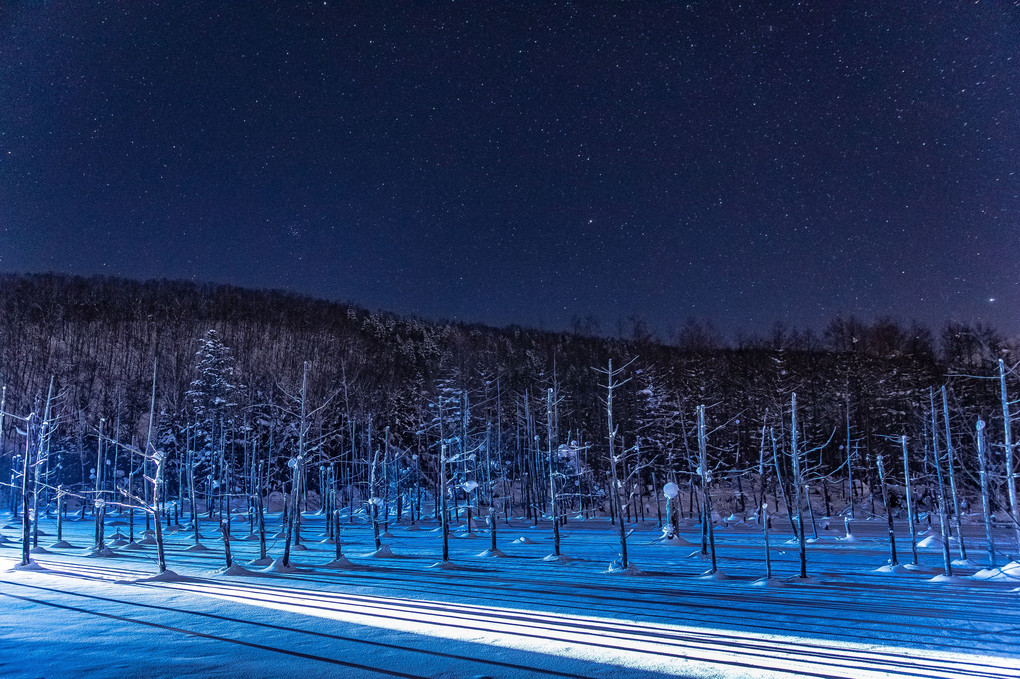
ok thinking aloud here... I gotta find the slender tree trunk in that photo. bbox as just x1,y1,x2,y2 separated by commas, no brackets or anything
930,389,953,577
846,401,855,520
606,360,628,568
153,455,167,574
877,454,898,566
257,486,267,561
901,435,918,566
942,387,967,560
489,506,497,552
698,405,717,574
21,414,34,567
334,510,343,560
547,388,560,557
976,419,996,568
220,520,233,567
790,393,807,578
441,443,450,562
999,360,1020,557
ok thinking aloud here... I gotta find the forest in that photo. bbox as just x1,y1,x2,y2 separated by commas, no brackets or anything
1,272,1018,575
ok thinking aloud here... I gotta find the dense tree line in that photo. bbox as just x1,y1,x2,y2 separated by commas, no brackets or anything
1,273,1017,569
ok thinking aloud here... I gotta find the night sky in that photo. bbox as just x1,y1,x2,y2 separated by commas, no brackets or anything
1,2,1017,339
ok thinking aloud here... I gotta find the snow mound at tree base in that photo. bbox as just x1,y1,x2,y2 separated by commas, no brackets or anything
699,569,731,581
928,574,969,584
87,545,117,558
606,561,642,575
430,560,468,570
321,556,356,569
130,569,189,583
477,548,507,558
837,533,859,542
971,562,1020,581
874,563,912,574
512,537,537,545
30,546,53,554
365,545,398,558
213,563,259,576
543,553,576,563
10,559,46,572
917,535,944,549
182,543,211,552
49,540,75,549
248,556,273,566
750,577,786,588
902,563,936,573
262,558,301,573
655,535,693,546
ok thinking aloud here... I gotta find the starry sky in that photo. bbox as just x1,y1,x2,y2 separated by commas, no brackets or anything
1,2,1017,339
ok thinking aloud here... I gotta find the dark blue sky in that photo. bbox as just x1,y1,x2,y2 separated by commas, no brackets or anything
1,2,1016,338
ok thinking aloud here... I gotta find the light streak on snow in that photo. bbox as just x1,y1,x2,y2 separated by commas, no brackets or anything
143,576,1015,679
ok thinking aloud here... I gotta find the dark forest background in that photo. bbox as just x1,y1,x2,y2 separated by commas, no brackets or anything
0,272,1015,509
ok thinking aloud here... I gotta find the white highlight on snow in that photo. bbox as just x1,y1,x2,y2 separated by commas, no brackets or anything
139,576,1016,679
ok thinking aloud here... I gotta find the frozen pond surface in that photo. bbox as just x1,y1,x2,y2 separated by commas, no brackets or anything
2,509,1019,678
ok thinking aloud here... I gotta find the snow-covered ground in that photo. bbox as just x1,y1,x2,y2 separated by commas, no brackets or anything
2,509,1018,678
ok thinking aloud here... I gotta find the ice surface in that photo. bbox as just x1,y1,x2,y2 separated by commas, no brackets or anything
1,510,1018,679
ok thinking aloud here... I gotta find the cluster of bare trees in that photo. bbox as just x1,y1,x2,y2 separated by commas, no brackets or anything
1,273,1018,574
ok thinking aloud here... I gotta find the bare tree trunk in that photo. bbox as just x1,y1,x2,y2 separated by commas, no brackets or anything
441,443,450,562
547,388,560,557
489,506,497,552
877,454,898,566
942,387,967,560
756,411,768,525
153,454,167,574
257,486,267,561
976,419,995,568
930,389,953,577
846,401,855,521
791,393,807,578
999,360,1020,557
604,359,629,569
901,435,918,566
698,405,717,574
21,414,34,567
334,510,343,560
220,519,233,567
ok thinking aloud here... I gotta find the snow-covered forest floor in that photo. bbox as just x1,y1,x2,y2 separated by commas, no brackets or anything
2,508,1019,679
